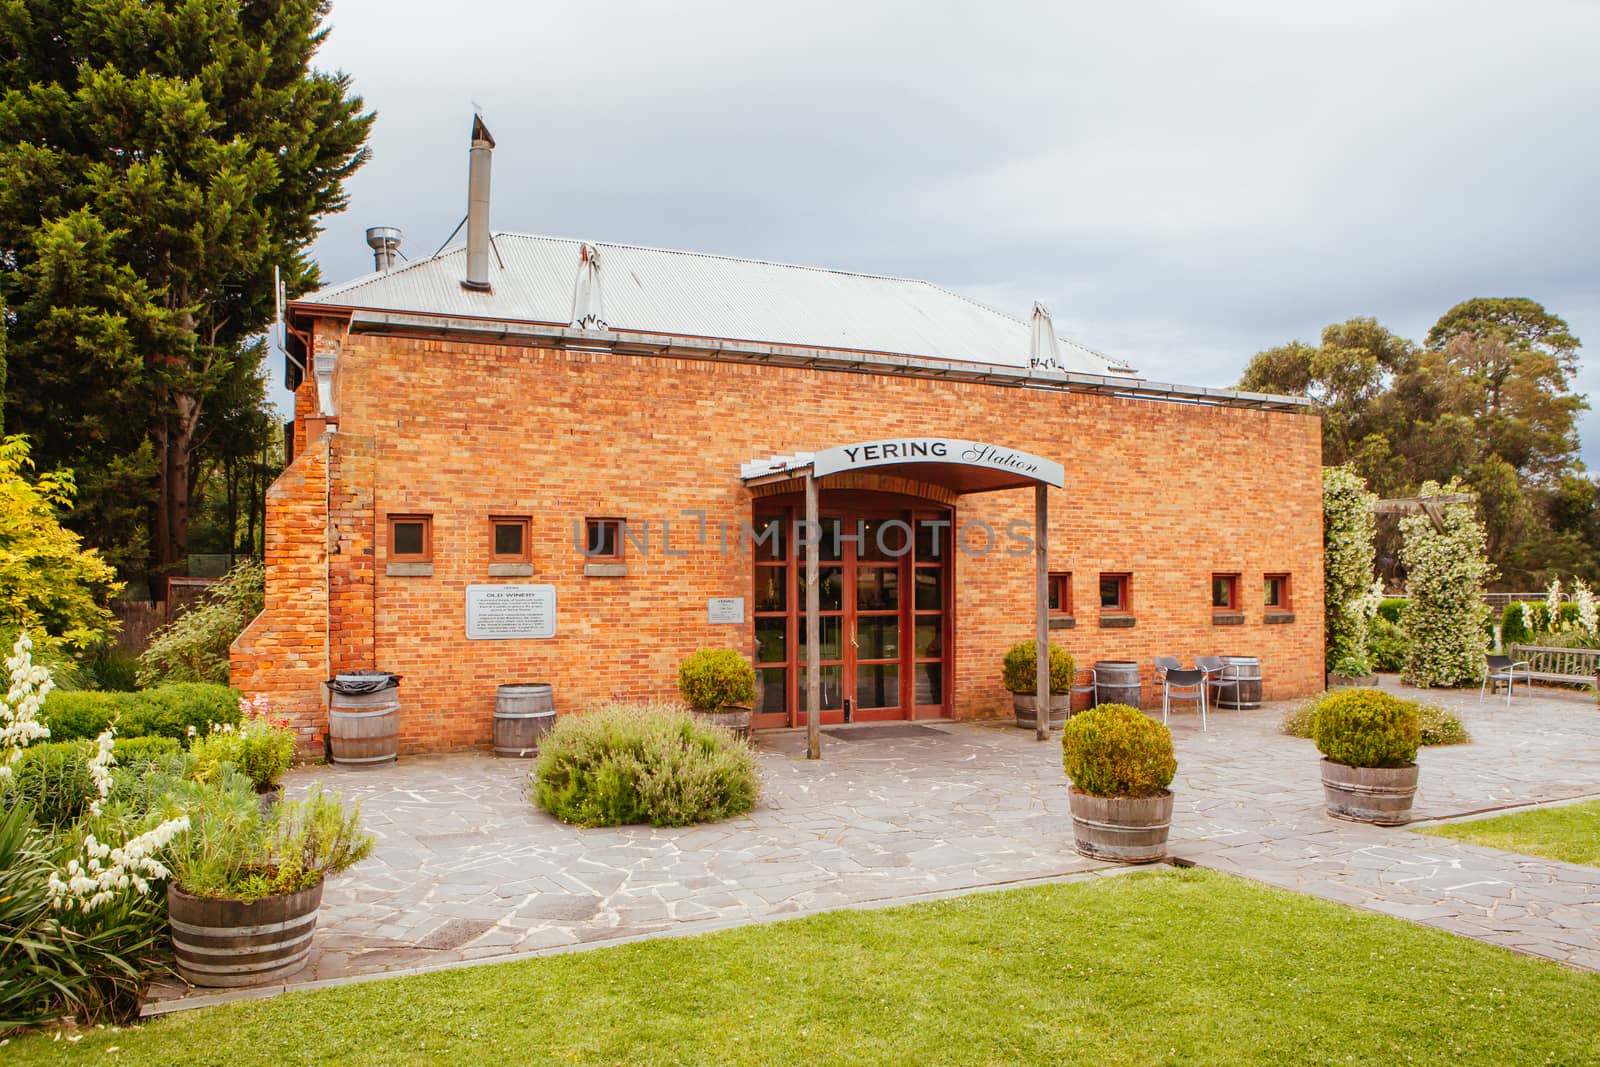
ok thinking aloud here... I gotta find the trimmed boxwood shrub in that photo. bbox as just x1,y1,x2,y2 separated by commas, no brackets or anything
1060,703,1175,799
1001,641,1075,694
1313,689,1419,768
39,684,241,744
34,690,145,742
1283,692,1467,748
676,649,757,712
136,683,242,740
533,701,760,827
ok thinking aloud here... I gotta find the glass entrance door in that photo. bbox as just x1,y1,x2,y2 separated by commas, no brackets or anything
751,493,951,728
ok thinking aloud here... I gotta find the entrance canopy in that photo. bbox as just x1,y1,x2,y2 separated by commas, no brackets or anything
740,438,1063,756
741,437,1064,495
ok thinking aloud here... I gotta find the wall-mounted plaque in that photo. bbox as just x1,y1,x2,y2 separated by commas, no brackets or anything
466,584,556,640
707,597,745,624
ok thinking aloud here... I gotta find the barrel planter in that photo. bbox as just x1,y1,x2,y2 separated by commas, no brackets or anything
1012,692,1069,729
328,685,400,767
1216,656,1262,708
493,683,556,757
168,880,323,988
1094,661,1143,709
1320,758,1418,825
692,705,752,739
1068,789,1173,863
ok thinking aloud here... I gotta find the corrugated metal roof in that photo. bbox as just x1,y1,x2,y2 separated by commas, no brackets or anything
300,233,1137,377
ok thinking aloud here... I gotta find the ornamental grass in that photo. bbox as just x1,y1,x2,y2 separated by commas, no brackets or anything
533,701,760,828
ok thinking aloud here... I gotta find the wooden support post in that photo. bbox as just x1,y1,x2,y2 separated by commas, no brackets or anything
1035,483,1050,742
805,471,821,760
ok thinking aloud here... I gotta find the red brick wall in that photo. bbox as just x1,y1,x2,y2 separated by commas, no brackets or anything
230,429,330,757
235,321,1325,752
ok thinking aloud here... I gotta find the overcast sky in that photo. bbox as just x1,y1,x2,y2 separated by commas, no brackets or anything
300,1,1600,465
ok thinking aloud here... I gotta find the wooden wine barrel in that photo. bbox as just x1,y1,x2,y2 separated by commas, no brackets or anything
494,683,555,757
1217,656,1262,709
168,880,323,988
1068,789,1173,863
1094,661,1143,709
329,685,400,766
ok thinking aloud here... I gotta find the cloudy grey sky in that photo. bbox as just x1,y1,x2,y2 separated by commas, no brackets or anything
300,1,1600,464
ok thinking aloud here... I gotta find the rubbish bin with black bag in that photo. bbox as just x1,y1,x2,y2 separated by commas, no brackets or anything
325,671,402,767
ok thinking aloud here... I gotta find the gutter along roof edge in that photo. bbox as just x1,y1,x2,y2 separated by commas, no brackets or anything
313,306,1313,413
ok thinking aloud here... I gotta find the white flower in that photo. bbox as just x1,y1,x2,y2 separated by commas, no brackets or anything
47,816,190,913
1545,577,1563,634
0,630,53,776
86,727,117,816
1572,578,1598,635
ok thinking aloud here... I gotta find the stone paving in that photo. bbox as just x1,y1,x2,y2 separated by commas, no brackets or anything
145,679,1600,1011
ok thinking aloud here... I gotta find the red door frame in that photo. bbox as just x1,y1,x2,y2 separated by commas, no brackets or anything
750,490,953,729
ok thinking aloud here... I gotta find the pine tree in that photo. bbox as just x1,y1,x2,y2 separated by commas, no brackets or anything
0,0,372,590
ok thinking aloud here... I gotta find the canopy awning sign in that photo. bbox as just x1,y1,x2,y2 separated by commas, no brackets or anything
808,438,1064,492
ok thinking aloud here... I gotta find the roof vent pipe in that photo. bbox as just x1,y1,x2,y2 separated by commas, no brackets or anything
461,113,495,292
365,226,402,272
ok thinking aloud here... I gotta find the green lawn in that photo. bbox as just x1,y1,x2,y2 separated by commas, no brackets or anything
6,868,1597,1066
1416,798,1600,867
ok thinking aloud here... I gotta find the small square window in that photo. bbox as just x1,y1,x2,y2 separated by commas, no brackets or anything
1099,573,1130,613
491,516,530,562
1212,573,1240,611
389,514,432,562
584,517,624,560
1265,574,1292,610
1048,572,1073,615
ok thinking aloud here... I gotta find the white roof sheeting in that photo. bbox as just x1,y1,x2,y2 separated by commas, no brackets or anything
300,233,1137,377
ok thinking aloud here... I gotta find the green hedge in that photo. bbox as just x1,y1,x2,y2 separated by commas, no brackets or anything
1,737,185,829
1375,598,1407,624
39,684,241,744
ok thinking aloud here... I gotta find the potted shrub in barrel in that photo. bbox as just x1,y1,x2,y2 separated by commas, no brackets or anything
1002,641,1074,729
166,783,373,988
1060,703,1176,862
1314,688,1420,825
189,695,298,811
678,649,757,737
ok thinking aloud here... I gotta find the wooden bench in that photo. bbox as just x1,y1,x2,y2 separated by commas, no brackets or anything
1506,644,1600,687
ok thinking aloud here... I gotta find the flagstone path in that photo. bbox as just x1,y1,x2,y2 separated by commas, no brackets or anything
144,679,1599,1014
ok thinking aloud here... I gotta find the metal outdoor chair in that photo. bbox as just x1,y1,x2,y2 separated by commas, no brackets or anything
1195,655,1239,709
1152,656,1184,686
1481,654,1531,707
1070,667,1097,717
1161,667,1208,731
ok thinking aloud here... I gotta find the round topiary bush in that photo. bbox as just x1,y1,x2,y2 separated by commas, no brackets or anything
1001,641,1075,694
1060,703,1176,799
1312,688,1420,768
677,649,757,712
533,701,761,827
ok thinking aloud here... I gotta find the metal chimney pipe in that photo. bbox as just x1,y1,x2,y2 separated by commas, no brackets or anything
365,226,402,272
462,114,495,292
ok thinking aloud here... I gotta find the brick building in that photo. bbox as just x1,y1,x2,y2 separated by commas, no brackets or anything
232,124,1324,756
